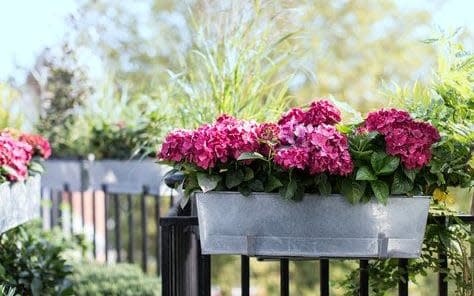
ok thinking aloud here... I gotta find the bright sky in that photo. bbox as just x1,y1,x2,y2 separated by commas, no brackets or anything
0,0,473,81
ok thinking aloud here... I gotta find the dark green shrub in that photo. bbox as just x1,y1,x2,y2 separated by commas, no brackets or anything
0,222,85,296
70,263,161,296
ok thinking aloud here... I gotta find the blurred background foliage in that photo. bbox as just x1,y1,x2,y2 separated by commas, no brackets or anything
0,0,473,295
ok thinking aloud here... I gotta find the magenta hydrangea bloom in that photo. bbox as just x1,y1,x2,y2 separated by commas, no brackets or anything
19,133,51,159
158,115,260,169
0,134,33,181
256,123,280,156
274,146,310,170
364,109,440,169
304,100,341,126
278,108,306,126
306,124,353,175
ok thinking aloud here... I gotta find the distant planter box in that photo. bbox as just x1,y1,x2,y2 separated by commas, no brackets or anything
195,192,430,258
42,159,167,194
0,174,41,233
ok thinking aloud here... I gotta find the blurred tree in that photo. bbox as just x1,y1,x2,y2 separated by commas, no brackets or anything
69,0,437,112
33,44,93,158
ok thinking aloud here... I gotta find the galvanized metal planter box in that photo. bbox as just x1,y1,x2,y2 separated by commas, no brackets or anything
0,175,41,234
195,192,430,258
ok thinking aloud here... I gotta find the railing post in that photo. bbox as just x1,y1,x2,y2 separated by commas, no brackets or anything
127,194,134,263
155,194,161,276
398,258,408,296
359,260,369,296
438,216,448,296
141,186,149,272
102,184,109,263
114,194,122,262
161,224,172,296
280,258,289,296
320,259,329,296
241,255,250,296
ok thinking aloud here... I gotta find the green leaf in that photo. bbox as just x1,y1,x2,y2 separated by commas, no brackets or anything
403,168,417,182
225,169,244,189
371,152,400,175
243,167,254,181
197,173,221,193
238,184,252,197
355,166,377,181
318,179,332,195
280,179,297,200
264,175,283,192
249,179,264,191
370,180,389,204
29,161,44,174
350,150,373,160
237,152,266,161
391,170,414,194
341,180,367,204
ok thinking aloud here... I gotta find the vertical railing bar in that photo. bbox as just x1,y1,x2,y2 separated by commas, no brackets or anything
114,193,121,263
359,260,369,296
39,188,44,221
102,184,109,263
80,159,86,230
155,194,161,276
438,216,448,296
161,224,171,296
63,183,73,235
398,258,409,296
127,194,134,263
200,254,211,296
241,255,250,296
280,258,289,296
92,190,97,259
50,188,55,228
141,186,149,272
320,259,329,296
57,190,62,228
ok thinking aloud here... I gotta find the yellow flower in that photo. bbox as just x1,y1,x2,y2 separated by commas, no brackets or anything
433,188,455,205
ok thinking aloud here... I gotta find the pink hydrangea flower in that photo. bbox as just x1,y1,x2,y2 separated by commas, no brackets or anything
306,124,353,175
274,146,310,170
0,134,33,181
158,129,194,162
363,109,440,169
256,123,280,156
19,133,51,159
303,100,341,126
278,108,306,126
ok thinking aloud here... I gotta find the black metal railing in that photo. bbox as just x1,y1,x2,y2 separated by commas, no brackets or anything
161,207,474,296
40,183,173,276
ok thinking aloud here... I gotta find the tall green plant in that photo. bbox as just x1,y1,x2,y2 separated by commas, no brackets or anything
0,84,23,129
160,3,297,129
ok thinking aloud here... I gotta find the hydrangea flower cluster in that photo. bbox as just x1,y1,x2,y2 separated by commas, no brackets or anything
275,100,352,175
0,133,33,181
159,99,353,175
19,133,52,159
0,131,51,182
364,109,440,169
159,115,261,169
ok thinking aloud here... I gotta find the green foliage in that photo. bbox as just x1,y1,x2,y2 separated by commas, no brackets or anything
341,207,472,296
0,285,18,296
389,35,474,195
0,84,23,130
0,222,87,296
69,263,160,296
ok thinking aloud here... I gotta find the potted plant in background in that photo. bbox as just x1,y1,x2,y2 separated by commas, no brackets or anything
159,99,451,258
0,129,51,233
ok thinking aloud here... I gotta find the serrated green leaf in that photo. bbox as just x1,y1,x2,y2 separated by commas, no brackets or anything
29,161,44,174
341,180,367,204
370,180,389,204
243,167,254,181
391,170,414,194
237,152,266,161
197,173,221,193
355,166,377,181
238,184,252,197
280,179,297,200
225,169,244,189
318,179,332,195
249,179,264,191
264,175,283,192
403,168,417,182
371,152,400,175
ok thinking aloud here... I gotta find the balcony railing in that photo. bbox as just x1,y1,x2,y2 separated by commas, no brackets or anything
161,205,474,296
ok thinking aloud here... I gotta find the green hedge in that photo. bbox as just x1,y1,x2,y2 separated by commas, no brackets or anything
70,263,160,296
